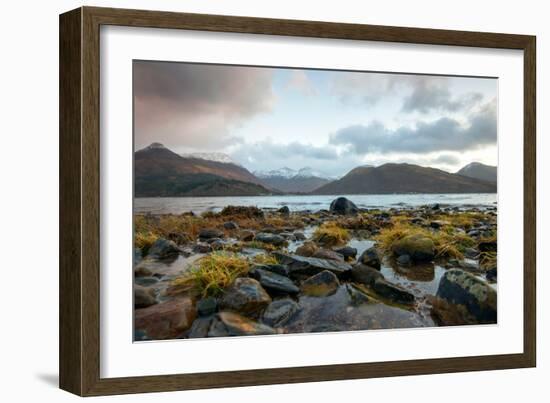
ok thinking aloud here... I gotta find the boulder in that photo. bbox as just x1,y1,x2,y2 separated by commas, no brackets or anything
274,252,352,278
254,233,286,246
436,269,497,322
278,206,290,215
391,234,435,262
208,312,276,337
351,263,384,287
295,241,318,257
313,248,345,262
192,242,212,254
335,246,357,261
220,277,271,318
252,264,289,277
223,221,239,230
198,228,224,240
134,285,157,308
249,268,300,294
196,297,217,317
430,220,450,229
294,232,306,241
358,246,381,270
372,279,415,305
147,238,181,259
329,197,359,215
345,284,370,306
301,270,340,297
396,254,412,266
134,297,196,340
262,299,300,327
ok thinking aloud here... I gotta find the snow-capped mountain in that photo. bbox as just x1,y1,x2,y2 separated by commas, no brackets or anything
254,167,333,193
182,152,241,166
255,167,297,179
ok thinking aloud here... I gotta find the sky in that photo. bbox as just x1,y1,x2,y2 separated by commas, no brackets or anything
133,60,497,177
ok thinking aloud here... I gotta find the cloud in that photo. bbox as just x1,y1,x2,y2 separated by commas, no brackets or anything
330,100,496,155
232,140,339,162
133,61,275,151
285,71,317,96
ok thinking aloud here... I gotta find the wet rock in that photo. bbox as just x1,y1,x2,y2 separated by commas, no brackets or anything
358,246,381,270
345,283,370,306
249,268,299,294
254,232,286,246
294,232,306,241
188,316,214,338
134,248,142,266
278,206,290,215
295,241,318,257
429,296,475,326
430,220,450,229
274,252,352,278
223,221,239,230
396,254,412,266
197,297,217,317
460,259,481,272
486,267,497,282
135,297,196,340
335,246,357,261
199,228,224,240
464,247,479,259
330,197,359,215
134,261,153,277
436,269,497,322
252,264,289,277
238,230,255,242
134,276,159,287
313,248,345,262
220,277,271,318
147,238,181,259
210,239,229,251
193,242,212,254
372,279,415,305
391,234,435,262
351,263,384,286
301,270,340,297
208,312,276,337
134,285,157,308
262,299,300,327
479,240,497,252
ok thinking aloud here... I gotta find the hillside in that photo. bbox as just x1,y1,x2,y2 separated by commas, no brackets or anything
255,167,332,193
456,162,497,183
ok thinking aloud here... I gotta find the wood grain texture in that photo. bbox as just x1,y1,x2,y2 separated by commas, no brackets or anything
59,6,537,396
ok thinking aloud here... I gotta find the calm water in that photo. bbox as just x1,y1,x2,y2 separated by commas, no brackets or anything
134,193,497,215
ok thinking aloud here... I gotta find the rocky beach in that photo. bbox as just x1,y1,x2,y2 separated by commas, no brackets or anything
133,197,497,341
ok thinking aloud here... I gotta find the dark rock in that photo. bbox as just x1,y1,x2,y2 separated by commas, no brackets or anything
188,316,214,338
134,248,142,266
208,312,276,337
358,246,381,270
313,248,345,262
238,230,255,242
134,285,157,308
193,242,212,254
278,206,290,215
335,246,357,261
199,228,224,240
459,259,481,272
301,270,340,297
134,329,149,341
329,197,359,215
147,238,181,259
430,220,450,229
464,247,479,259
220,277,271,318
431,203,441,210
351,263,384,286
391,234,435,262
254,232,286,246
373,279,415,304
396,254,412,266
262,299,300,327
249,268,300,294
134,297,196,340
134,262,153,277
294,232,306,241
134,276,159,287
436,269,497,322
252,264,289,277
223,221,239,230
274,252,352,278
479,240,497,252
486,267,497,282
295,241,318,257
210,239,228,251
197,297,217,317
345,283,370,306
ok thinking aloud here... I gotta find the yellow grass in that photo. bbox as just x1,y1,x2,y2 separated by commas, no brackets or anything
312,221,350,246
251,253,279,265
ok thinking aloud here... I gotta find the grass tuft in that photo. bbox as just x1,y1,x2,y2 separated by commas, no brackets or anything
312,222,350,246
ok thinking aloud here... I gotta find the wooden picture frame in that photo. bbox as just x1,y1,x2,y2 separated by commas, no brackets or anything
59,6,536,396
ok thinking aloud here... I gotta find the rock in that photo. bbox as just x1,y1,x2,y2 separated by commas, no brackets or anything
345,283,370,306
238,230,255,242
295,241,318,257
358,246,381,270
223,221,239,230
460,259,481,272
197,297,217,317
208,312,276,337
220,277,271,318
274,252,352,278
254,232,286,246
147,238,181,259
262,299,299,327
188,316,214,338
167,232,190,245
464,247,479,259
431,203,441,210
193,243,212,254
134,285,157,308
335,246,357,261
479,240,497,252
313,248,345,262
210,239,228,251
199,228,224,240
391,234,435,262
278,206,290,215
436,269,497,322
329,197,359,215
134,261,153,277
430,220,450,229
351,263,384,286
396,254,412,266
134,276,159,287
252,264,289,277
301,270,340,297
134,248,142,266
372,279,415,304
134,329,149,341
134,297,196,339
486,267,497,282
249,268,300,294
294,232,306,241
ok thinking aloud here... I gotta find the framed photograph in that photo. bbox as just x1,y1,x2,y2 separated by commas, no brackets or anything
59,6,536,396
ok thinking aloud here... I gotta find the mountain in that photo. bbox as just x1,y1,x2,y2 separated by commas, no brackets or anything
255,167,332,193
456,162,497,183
312,163,497,195
134,143,272,197
181,152,241,166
